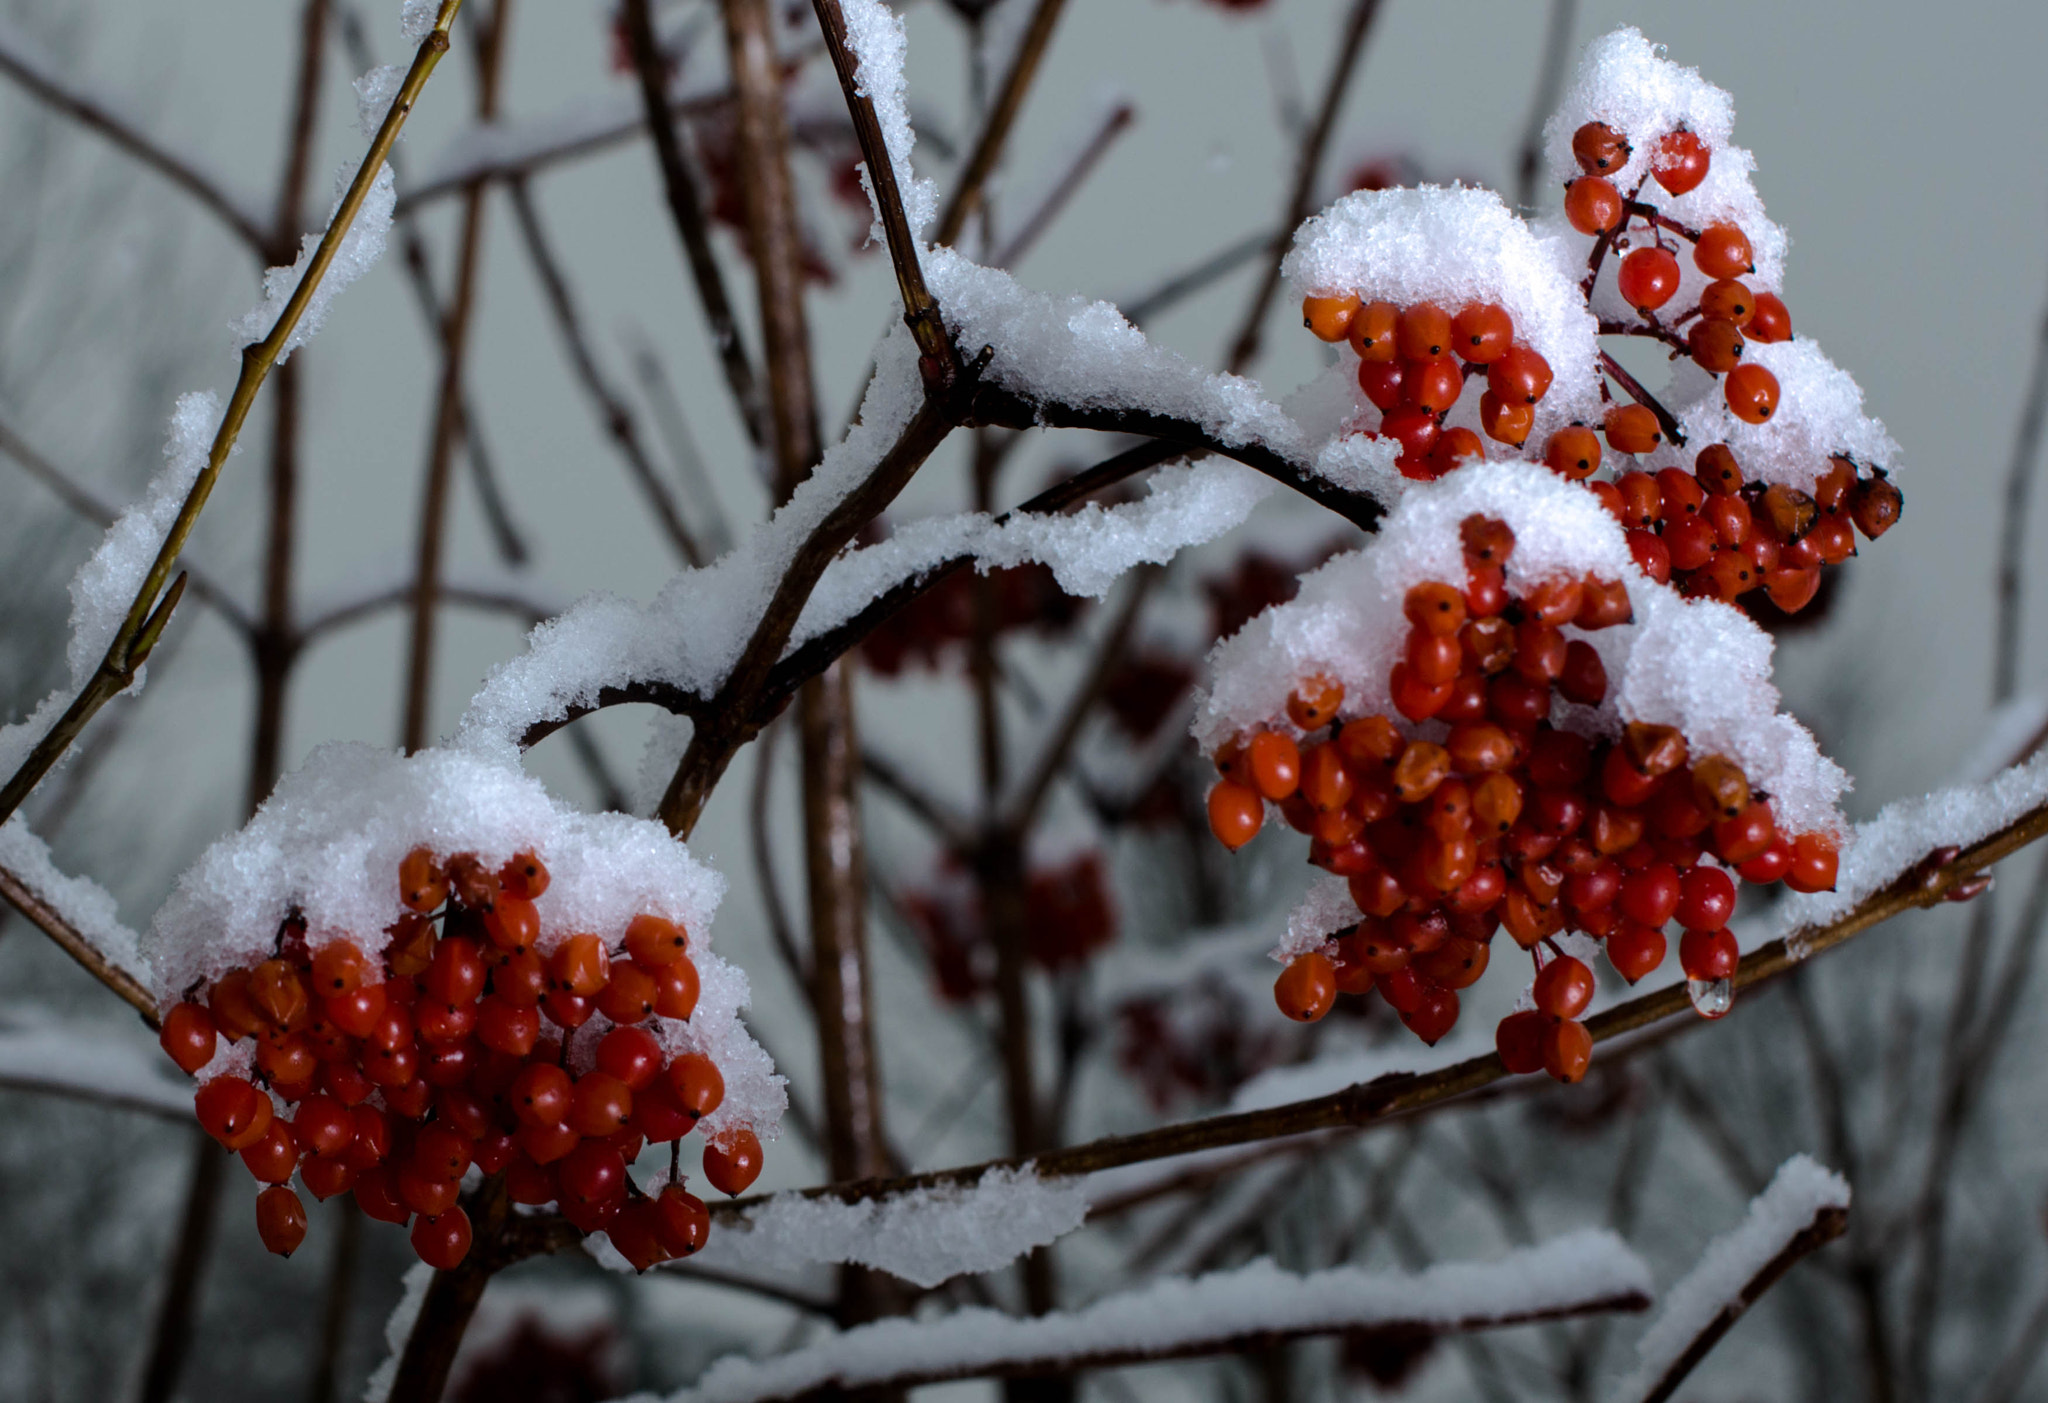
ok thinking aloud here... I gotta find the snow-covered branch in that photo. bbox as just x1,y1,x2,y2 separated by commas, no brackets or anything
1612,1156,1850,1403
0,16,270,250
0,823,153,1023
634,1231,1650,1402
0,1012,186,1116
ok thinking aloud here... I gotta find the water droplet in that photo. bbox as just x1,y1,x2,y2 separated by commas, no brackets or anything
1687,977,1733,1019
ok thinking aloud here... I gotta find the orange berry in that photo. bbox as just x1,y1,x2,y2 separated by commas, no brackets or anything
1542,1018,1593,1082
483,895,540,954
550,933,611,997
1699,278,1754,327
1564,175,1624,234
498,849,550,899
160,1002,218,1075
398,846,447,913
1693,223,1753,278
1348,300,1399,361
1572,121,1631,174
1450,303,1514,363
1396,303,1452,360
1687,317,1746,375
623,914,689,967
1725,362,1780,423
1207,780,1264,851
1479,391,1533,447
651,957,701,1021
256,1185,308,1258
1747,290,1792,343
1274,951,1337,1022
1652,129,1710,195
1544,425,1602,480
1245,731,1301,802
1287,675,1344,730
1302,292,1361,342
703,1129,764,1196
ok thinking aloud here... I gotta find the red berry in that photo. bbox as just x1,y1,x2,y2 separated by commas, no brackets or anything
596,1026,666,1091
1349,300,1400,361
1396,303,1452,360
256,1185,308,1257
483,896,540,954
160,1002,218,1075
1358,359,1404,412
310,941,368,997
1401,985,1460,1045
1534,955,1596,1020
1208,780,1264,851
425,936,486,1006
414,1124,474,1181
397,1160,461,1218
477,995,541,1056
1627,529,1671,584
1572,121,1631,174
558,1141,627,1208
498,849,550,900
1487,345,1553,404
1688,317,1746,375
411,1207,473,1270
668,1052,726,1122
1275,951,1338,1022
1544,426,1603,480
703,1129,764,1197
511,1063,574,1127
517,1119,581,1166
596,961,660,1025
196,1076,274,1151
1724,362,1780,423
1496,1009,1549,1073
1746,291,1792,342
655,1183,711,1257
399,847,448,913
624,914,690,967
1564,176,1624,234
1713,801,1777,864
1652,130,1710,195
1605,404,1661,455
301,1154,358,1202
1693,223,1753,278
325,982,388,1039
1679,927,1739,981
569,1072,635,1137
493,950,548,1007
650,958,700,1021
293,1094,355,1159
1542,1018,1593,1082
240,1120,300,1184
1617,246,1681,314
344,1105,393,1169
1450,303,1514,363
506,1158,557,1206
1303,292,1361,343
1617,863,1681,927
1784,833,1840,893
1607,922,1667,983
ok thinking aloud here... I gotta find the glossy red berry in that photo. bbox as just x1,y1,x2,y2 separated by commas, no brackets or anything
511,1062,574,1127
482,895,540,954
1688,317,1745,374
1275,951,1338,1022
412,1207,473,1270
1487,345,1553,405
497,849,550,900
1208,780,1264,851
551,934,611,997
1544,426,1602,480
703,1129,764,1197
655,1184,711,1257
399,847,448,913
1605,404,1661,455
1607,922,1667,983
651,958,700,1021
196,1076,274,1151
256,1185,308,1258
1534,955,1596,1020
1564,176,1624,234
1396,303,1452,360
1693,223,1753,278
1617,246,1681,314
160,1002,218,1075
569,1072,635,1137
1724,362,1780,423
1543,1018,1593,1082
1652,129,1710,194
1496,1010,1549,1073
1784,832,1840,893
1450,303,1514,363
1746,291,1792,343
1303,292,1361,343
1572,121,1631,174
1679,927,1739,981
1349,300,1400,361
1675,866,1737,930
240,1120,300,1184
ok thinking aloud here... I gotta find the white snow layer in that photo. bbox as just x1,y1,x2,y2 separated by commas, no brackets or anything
363,1261,436,1403
840,0,938,243
1612,1154,1848,1402
1192,461,1848,834
629,1231,1651,1403
0,819,146,979
145,743,784,1145
456,250,1301,761
231,160,396,363
1284,185,1605,452
691,1165,1089,1289
399,0,439,45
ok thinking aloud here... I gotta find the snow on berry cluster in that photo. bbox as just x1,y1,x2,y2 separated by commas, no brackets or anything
145,744,782,1272
1193,464,1848,1081
1289,27,1901,624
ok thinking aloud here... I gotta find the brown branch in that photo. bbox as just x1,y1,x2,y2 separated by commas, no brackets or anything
387,1176,512,1403
1513,0,1577,212
1597,349,1686,447
1597,319,1691,357
0,19,269,251
1632,1204,1849,1403
750,716,809,989
1994,251,2048,702
0,0,466,827
1122,228,1275,329
704,787,2048,1217
619,0,766,446
809,0,953,382
1224,0,1384,374
863,746,973,848
934,0,1070,248
133,1139,225,1403
505,178,704,565
0,860,157,1025
626,326,735,554
991,99,1135,268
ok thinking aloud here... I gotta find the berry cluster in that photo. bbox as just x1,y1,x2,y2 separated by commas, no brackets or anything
1301,293,1556,478
1204,515,1840,1081
156,848,756,1272
1558,443,1902,613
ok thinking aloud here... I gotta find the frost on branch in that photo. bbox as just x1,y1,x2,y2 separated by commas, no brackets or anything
838,0,938,242
1611,1154,1848,1402
146,743,784,1146
230,160,397,363
642,1230,1651,1402
690,1164,1088,1289
456,250,1304,758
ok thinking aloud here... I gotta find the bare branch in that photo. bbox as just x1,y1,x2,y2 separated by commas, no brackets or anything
0,15,270,250
620,0,767,446
935,0,1070,248
1994,250,2048,701
0,863,156,1025
1513,0,1578,213
1224,0,1385,373
0,0,468,825
991,100,1135,268
809,0,954,380
1120,228,1275,329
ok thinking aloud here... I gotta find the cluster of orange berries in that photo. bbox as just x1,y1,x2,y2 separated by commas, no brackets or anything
1301,293,1555,480
1205,515,1840,1081
156,848,756,1273
1541,440,1903,616
1561,120,1792,432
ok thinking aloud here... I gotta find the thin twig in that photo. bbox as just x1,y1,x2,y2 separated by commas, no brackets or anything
1631,1204,1850,1403
1512,0,1577,213
0,861,156,1024
934,0,1069,248
0,17,269,250
1994,255,2048,702
505,178,703,564
1224,0,1384,374
0,0,467,827
1598,349,1686,446
624,323,735,554
1121,228,1276,328
750,715,809,991
619,0,766,446
810,0,954,381
863,746,973,848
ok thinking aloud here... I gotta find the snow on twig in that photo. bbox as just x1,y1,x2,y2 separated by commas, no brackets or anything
1611,1154,1849,1403
627,1230,1651,1403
